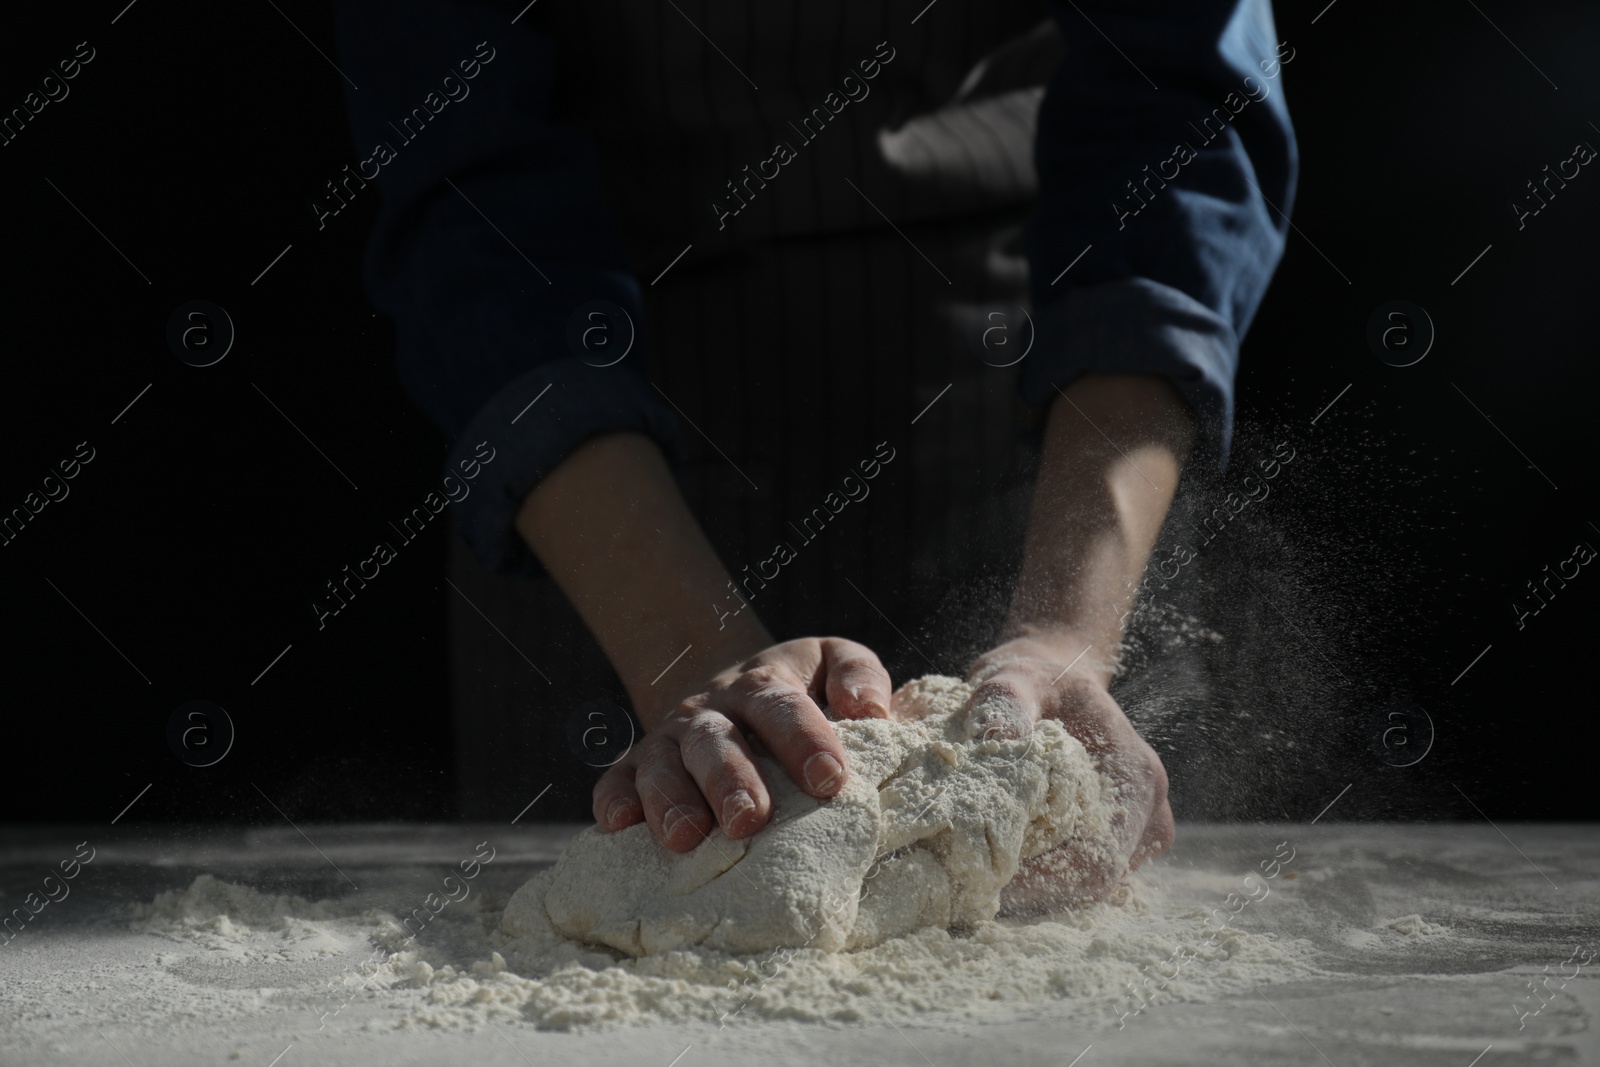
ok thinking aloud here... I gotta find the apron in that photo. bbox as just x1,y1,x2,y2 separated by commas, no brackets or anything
451,0,1062,818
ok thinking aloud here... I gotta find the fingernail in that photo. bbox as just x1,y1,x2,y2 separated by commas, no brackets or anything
722,790,756,832
606,797,633,830
853,686,889,718
661,805,691,841
803,752,844,795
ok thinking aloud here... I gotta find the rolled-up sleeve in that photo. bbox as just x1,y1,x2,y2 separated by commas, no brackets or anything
333,0,681,577
1026,0,1298,466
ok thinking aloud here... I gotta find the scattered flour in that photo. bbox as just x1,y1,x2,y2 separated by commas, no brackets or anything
1380,914,1451,938
465,868,1317,1030
123,862,1322,1033
130,874,357,962
1337,914,1456,953
119,678,1331,1031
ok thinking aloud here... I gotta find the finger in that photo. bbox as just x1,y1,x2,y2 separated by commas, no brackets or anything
664,711,772,839
591,753,645,833
964,674,1036,741
819,637,893,719
1000,841,1121,914
1130,802,1175,871
633,734,715,852
726,668,849,799
1055,710,1165,859
1125,746,1172,868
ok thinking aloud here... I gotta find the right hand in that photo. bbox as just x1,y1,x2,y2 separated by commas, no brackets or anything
962,635,1173,911
591,637,893,850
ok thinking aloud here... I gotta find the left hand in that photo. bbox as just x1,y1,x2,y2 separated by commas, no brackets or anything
962,634,1173,912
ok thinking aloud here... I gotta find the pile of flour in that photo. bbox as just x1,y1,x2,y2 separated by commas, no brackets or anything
130,873,358,962
513,675,1123,957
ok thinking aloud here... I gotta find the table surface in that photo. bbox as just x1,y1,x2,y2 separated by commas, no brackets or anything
1,822,1596,1066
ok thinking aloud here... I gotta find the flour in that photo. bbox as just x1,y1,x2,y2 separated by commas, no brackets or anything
117,857,1325,1034
130,873,357,962
466,868,1318,1030
114,680,1329,1031
7,819,1580,1067
1380,914,1451,937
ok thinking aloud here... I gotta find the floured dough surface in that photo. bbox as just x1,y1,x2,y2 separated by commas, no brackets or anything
512,675,1123,957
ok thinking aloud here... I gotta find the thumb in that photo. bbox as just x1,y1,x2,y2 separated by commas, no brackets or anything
819,637,893,720
964,675,1036,741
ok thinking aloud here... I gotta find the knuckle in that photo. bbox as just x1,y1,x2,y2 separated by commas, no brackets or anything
677,715,733,760
670,695,709,720
639,732,676,758
756,691,815,731
822,636,868,660
832,654,881,680
635,736,681,781
736,665,784,693
635,769,680,811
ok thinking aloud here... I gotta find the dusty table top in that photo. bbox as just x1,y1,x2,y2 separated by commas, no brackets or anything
1,821,1596,1066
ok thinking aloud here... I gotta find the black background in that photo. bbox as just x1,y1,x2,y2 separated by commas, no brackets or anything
1,1,1595,826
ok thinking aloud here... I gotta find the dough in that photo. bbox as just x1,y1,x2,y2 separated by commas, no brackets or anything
509,675,1121,957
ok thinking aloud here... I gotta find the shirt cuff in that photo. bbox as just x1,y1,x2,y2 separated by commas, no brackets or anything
448,358,684,578
1022,277,1239,468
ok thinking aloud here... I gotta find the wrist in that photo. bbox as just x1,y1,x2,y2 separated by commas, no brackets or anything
981,625,1116,689
627,613,772,726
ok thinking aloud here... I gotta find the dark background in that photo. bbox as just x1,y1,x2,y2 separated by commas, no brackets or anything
1,1,1595,827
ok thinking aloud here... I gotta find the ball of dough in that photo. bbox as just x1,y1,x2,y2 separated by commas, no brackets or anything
522,676,1119,957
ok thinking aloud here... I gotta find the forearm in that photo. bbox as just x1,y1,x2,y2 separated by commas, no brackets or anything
1002,374,1195,687
513,432,770,724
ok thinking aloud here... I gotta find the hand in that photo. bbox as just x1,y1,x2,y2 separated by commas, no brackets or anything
591,637,893,850
962,634,1173,911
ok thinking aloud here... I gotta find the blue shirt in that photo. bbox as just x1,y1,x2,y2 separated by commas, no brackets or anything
332,0,1296,577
